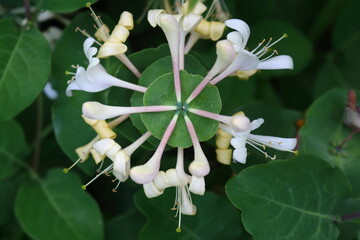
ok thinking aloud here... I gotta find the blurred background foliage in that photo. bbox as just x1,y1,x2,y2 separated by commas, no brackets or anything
0,0,360,239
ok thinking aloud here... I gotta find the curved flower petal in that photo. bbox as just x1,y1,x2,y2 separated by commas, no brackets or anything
250,118,264,130
233,147,247,164
248,134,297,151
225,19,250,47
257,55,294,70
147,9,166,28
182,13,202,32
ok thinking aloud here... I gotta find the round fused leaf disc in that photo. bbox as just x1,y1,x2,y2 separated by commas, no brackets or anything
142,71,221,148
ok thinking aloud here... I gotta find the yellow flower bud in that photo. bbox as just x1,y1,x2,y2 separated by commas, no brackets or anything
108,25,130,43
195,19,210,37
82,115,116,139
97,41,128,58
209,21,225,41
119,11,134,30
94,24,110,42
215,149,233,165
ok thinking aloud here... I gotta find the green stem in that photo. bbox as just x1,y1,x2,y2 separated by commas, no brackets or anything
32,94,44,172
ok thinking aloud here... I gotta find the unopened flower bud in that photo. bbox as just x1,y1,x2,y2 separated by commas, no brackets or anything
119,11,134,30
189,176,205,195
215,149,233,165
143,182,164,198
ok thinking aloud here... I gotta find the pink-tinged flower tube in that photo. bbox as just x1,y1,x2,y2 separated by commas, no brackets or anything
82,101,177,120
130,114,179,184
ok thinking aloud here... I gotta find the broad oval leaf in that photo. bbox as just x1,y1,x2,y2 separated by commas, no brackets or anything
0,120,29,180
15,169,104,240
0,19,51,121
226,155,351,240
300,88,360,198
134,190,242,240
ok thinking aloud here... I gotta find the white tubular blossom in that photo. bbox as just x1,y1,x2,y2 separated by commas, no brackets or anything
189,176,205,195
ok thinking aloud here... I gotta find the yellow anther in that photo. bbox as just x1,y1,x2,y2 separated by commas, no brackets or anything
81,185,87,190
294,150,299,155
283,33,288,38
63,168,69,174
176,228,182,233
86,2,91,7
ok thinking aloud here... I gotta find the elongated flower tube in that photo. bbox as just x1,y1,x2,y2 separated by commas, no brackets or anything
82,102,177,120
209,19,294,85
220,113,297,164
186,40,236,103
130,114,179,184
66,38,147,96
184,115,210,178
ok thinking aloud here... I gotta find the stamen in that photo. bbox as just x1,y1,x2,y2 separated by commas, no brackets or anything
86,2,109,39
246,140,276,160
260,50,277,62
81,164,113,190
250,39,265,54
65,71,75,76
205,0,217,20
67,76,76,84
112,180,121,192
96,159,105,173
75,27,102,46
63,157,82,173
267,33,287,49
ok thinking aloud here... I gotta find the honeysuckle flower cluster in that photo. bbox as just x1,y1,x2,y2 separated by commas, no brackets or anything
64,1,297,231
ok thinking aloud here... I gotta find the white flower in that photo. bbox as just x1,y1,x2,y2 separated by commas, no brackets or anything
225,19,294,71
65,38,146,96
222,116,297,164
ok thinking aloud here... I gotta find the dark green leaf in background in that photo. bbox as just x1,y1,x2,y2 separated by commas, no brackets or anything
226,155,351,240
36,0,96,13
105,209,146,240
0,19,51,121
15,169,104,240
300,89,360,198
313,62,346,98
134,190,242,240
0,120,29,180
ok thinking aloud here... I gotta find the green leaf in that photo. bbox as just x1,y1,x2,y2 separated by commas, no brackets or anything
36,0,96,13
226,155,351,240
51,13,112,175
134,190,242,240
130,54,208,148
300,88,360,198
248,20,313,76
333,0,360,50
15,169,104,240
313,62,346,98
0,19,51,121
0,120,29,180
143,71,221,148
106,209,146,240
